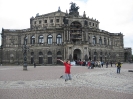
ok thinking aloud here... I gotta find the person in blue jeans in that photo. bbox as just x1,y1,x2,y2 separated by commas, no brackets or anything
116,61,122,74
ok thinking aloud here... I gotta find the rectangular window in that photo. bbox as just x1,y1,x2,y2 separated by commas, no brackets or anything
44,20,47,23
48,38,52,44
56,19,59,22
89,22,91,25
34,21,36,24
32,39,35,44
39,21,41,24
39,39,44,44
57,38,62,44
50,19,53,23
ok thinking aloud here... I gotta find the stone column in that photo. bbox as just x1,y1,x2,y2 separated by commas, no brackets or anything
82,31,84,41
67,30,69,41
90,34,93,44
96,35,99,44
68,29,70,42
85,31,88,42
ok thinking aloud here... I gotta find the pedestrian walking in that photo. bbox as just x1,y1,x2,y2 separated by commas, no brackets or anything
110,61,113,67
101,61,104,67
87,61,91,69
57,59,72,82
33,62,36,68
116,61,122,74
106,61,108,68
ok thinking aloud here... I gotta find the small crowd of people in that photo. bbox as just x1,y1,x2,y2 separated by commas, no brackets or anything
57,58,122,82
74,60,115,69
33,59,122,82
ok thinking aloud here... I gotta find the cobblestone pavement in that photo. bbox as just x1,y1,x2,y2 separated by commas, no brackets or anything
0,63,133,99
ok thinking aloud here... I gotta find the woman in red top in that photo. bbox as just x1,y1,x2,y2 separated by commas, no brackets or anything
57,59,72,82
88,61,91,69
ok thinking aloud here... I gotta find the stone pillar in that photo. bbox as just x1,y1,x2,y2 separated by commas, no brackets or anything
48,17,50,27
85,31,88,42
82,31,84,41
64,47,66,59
67,30,69,41
96,35,99,44
90,34,93,44
68,29,70,42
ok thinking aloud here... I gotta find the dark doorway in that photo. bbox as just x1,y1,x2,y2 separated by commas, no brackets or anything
31,57,34,64
74,54,77,60
39,57,43,64
89,57,91,61
100,57,102,62
57,57,62,64
48,57,52,64
94,57,96,61
73,49,81,61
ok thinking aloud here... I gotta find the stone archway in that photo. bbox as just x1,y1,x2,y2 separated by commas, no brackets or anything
73,49,81,61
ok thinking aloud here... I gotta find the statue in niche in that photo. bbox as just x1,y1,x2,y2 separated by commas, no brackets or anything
63,17,68,24
84,20,88,26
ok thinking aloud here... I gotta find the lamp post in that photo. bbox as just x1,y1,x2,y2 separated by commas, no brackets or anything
0,32,2,66
22,35,29,70
0,45,2,66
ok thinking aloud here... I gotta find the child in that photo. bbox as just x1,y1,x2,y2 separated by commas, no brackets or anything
57,59,72,82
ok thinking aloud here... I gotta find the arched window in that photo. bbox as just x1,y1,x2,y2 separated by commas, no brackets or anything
47,51,52,64
39,52,43,55
48,51,52,55
99,37,102,45
31,36,35,44
94,52,97,56
39,52,43,64
94,52,97,61
24,36,28,44
108,38,110,45
56,34,62,44
38,35,44,44
100,52,102,55
93,36,96,44
57,51,61,55
31,52,34,64
104,38,107,45
31,52,34,56
47,35,52,44
105,52,107,56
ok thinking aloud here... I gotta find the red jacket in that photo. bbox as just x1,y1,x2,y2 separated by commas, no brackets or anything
64,62,71,74
88,62,91,66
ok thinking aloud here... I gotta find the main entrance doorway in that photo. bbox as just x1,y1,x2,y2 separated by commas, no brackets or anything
73,49,81,61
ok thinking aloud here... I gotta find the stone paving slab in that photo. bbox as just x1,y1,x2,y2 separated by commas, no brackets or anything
0,63,133,99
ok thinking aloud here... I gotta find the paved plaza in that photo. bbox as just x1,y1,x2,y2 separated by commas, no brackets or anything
0,63,133,99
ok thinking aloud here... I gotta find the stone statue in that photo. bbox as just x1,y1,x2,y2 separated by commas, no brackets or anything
63,17,68,24
58,6,61,12
69,2,79,17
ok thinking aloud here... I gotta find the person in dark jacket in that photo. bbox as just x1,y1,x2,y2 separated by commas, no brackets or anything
116,61,122,74
33,62,36,68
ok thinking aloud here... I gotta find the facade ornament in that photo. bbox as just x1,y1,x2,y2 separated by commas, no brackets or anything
58,6,61,12
69,2,79,17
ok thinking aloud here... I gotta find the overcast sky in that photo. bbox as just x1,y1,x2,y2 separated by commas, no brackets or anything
0,0,133,54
